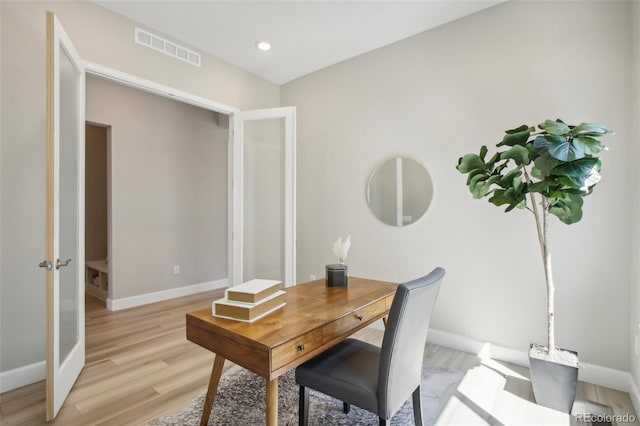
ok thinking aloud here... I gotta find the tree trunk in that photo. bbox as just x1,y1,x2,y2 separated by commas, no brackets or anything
542,201,555,354
525,171,555,355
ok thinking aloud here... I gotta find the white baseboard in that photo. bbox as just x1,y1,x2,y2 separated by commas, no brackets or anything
107,278,228,311
578,362,633,395
422,328,634,394
427,328,529,367
0,361,45,393
630,375,640,418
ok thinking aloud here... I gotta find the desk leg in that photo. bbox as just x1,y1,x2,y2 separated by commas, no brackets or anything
200,354,226,426
266,377,278,426
383,316,388,327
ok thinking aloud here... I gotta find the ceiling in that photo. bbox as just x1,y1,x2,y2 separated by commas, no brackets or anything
94,1,505,85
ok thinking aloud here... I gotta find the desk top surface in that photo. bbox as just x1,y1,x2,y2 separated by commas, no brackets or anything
186,277,397,349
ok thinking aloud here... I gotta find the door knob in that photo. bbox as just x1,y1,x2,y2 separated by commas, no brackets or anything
39,260,53,271
56,258,72,269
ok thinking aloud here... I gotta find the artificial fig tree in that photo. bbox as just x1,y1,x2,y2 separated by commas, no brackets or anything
456,119,612,356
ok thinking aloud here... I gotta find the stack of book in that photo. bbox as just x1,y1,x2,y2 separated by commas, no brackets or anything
212,279,286,322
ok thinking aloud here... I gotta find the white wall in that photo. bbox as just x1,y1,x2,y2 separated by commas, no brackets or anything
0,0,279,373
86,75,228,299
282,0,634,371
630,0,640,393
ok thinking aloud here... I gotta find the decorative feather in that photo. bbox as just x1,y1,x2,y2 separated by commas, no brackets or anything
332,235,351,264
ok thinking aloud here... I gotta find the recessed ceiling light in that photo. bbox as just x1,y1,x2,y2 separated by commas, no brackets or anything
256,41,271,51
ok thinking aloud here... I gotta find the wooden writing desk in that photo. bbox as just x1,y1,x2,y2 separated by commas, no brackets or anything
186,277,397,426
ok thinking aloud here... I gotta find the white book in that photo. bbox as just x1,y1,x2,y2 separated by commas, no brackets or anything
226,278,282,304
212,303,287,323
213,290,286,322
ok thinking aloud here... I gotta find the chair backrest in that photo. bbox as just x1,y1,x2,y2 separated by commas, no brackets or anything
377,267,445,419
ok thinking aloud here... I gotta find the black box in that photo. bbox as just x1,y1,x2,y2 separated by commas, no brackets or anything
326,264,348,287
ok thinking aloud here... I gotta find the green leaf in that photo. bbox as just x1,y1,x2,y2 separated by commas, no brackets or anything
555,168,601,191
488,189,507,206
479,145,488,161
539,119,570,136
488,188,513,207
489,188,525,211
531,167,543,179
573,136,605,155
551,157,600,179
495,162,509,175
556,176,582,189
500,145,531,165
533,136,549,151
497,130,530,147
468,173,491,198
505,198,527,212
526,142,540,160
486,175,503,186
549,194,584,224
527,180,553,194
486,152,501,169
533,151,561,175
466,168,487,185
468,171,487,185
457,153,485,173
505,124,531,134
470,182,491,199
499,168,523,188
572,122,612,136
547,190,570,201
547,135,586,161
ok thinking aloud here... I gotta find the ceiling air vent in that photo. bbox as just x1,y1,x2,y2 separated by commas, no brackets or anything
135,27,201,67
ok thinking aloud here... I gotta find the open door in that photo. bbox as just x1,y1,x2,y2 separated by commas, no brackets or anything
231,107,296,287
42,11,85,420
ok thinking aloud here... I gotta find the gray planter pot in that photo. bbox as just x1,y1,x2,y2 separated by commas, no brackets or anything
528,344,578,413
325,264,348,287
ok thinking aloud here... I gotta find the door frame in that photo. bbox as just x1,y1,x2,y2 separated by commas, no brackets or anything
84,61,238,115
84,61,240,306
231,107,297,287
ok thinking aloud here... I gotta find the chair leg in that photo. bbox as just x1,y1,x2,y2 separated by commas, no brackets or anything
412,385,423,426
299,386,309,426
379,417,390,426
343,401,351,414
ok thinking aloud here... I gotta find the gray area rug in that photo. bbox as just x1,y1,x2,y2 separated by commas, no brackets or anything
149,362,463,426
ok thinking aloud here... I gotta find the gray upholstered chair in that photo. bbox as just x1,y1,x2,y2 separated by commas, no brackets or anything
295,267,445,426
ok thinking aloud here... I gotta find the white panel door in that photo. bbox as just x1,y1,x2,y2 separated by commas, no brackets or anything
231,107,296,287
43,11,85,420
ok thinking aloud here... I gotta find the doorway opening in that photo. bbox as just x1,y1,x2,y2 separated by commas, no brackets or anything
83,73,233,309
84,123,111,306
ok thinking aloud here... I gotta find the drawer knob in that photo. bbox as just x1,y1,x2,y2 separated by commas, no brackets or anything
356,315,363,321
297,344,305,351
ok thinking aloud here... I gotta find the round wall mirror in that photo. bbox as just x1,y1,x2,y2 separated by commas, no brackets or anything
366,157,434,227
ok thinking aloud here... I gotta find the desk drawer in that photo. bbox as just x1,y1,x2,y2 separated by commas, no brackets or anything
272,328,323,370
322,299,386,344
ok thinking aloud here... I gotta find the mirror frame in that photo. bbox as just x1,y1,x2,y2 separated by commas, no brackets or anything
366,156,434,227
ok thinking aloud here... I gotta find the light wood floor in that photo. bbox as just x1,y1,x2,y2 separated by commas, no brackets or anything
0,290,637,425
